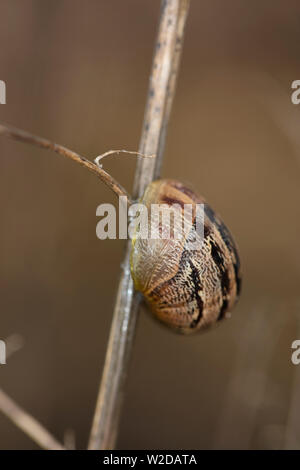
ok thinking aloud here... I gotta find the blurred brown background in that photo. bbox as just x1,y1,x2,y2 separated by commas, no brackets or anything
1,0,300,450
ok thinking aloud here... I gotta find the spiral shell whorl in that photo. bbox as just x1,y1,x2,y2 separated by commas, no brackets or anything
130,179,241,334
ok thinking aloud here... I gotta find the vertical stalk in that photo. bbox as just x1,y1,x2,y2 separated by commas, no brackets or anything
88,0,191,450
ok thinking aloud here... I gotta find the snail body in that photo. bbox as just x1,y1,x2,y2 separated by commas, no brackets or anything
130,179,241,334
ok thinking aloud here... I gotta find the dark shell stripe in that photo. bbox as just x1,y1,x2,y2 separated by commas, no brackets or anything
170,178,241,302
147,218,224,331
204,204,241,299
148,248,204,330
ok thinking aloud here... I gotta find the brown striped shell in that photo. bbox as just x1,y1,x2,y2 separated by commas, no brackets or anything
130,179,241,334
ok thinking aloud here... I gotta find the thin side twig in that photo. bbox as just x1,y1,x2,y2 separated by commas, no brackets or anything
0,388,65,450
94,150,155,168
88,0,191,450
0,123,132,202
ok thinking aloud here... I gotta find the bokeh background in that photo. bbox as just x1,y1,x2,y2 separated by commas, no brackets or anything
1,0,300,450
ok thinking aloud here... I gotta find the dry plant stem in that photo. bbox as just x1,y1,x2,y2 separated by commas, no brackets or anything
0,389,65,450
0,338,65,449
155,0,190,176
133,0,190,195
88,0,191,450
0,123,132,203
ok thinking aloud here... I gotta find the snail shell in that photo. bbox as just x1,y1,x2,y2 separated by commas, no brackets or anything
130,179,241,334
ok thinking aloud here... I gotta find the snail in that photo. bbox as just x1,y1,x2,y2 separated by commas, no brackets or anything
130,179,241,334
